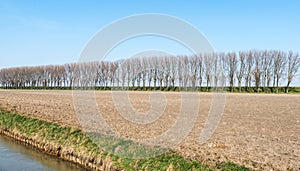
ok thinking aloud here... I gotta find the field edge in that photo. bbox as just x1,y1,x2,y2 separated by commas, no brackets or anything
0,109,250,171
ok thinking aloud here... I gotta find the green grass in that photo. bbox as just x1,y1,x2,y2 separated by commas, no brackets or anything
88,132,169,159
0,109,250,171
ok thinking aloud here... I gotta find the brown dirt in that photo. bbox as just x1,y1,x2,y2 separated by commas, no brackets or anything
0,90,299,170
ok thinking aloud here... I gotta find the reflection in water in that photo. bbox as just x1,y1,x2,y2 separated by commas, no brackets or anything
0,136,86,171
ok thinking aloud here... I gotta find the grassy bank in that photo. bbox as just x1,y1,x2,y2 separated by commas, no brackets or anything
0,109,250,171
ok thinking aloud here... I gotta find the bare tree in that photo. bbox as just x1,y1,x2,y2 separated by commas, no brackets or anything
169,56,178,88
181,56,189,91
141,57,147,89
109,61,118,87
266,51,274,90
0,69,4,87
204,53,213,92
286,51,300,93
212,53,223,91
177,56,183,90
189,55,198,90
253,51,263,93
197,54,204,91
152,57,159,89
1,50,298,93
163,57,171,88
236,52,246,92
244,51,254,92
261,51,274,92
219,53,227,91
158,58,165,90
117,59,127,89
228,52,238,92
273,51,287,93
146,57,154,88
133,58,142,88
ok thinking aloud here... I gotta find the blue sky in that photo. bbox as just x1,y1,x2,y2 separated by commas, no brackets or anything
1,0,300,69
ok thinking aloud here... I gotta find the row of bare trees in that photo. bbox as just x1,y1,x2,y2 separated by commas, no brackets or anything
1,50,299,93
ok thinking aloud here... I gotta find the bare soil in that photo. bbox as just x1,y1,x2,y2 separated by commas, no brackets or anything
0,90,299,170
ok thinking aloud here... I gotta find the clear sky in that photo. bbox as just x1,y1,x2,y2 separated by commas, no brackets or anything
1,0,300,69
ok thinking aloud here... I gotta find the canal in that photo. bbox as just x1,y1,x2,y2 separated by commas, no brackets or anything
0,135,86,171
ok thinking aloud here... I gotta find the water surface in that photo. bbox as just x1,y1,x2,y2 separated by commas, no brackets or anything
0,135,86,171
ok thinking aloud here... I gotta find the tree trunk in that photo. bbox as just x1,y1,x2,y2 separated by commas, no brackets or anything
238,80,242,92
286,81,291,93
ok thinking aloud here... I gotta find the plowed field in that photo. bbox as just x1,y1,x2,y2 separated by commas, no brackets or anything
0,90,299,170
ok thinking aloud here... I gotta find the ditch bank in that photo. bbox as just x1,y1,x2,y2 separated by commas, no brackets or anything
0,109,249,171
0,110,117,171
